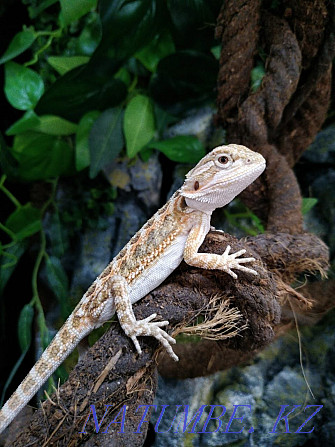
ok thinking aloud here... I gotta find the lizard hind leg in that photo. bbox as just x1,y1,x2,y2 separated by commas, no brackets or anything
110,275,178,361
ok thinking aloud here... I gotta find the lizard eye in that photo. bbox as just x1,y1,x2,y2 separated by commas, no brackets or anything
194,181,199,190
218,156,229,164
215,154,232,168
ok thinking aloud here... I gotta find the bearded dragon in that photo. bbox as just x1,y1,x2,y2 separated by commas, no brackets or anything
0,144,266,434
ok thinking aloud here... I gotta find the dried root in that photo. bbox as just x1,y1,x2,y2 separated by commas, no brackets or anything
178,293,247,341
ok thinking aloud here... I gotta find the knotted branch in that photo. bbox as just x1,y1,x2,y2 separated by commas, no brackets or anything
9,230,328,445
216,0,261,123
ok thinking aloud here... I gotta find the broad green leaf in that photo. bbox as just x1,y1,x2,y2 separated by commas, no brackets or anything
89,108,124,178
4,62,44,111
11,132,74,180
6,203,42,241
97,0,164,66
59,0,97,25
45,256,70,318
75,110,101,171
135,31,175,72
35,66,127,121
148,135,205,163
18,304,34,352
6,113,77,136
48,55,90,75
124,95,155,158
6,111,40,136
76,12,102,56
33,115,78,135
0,241,27,295
302,198,318,215
0,28,36,64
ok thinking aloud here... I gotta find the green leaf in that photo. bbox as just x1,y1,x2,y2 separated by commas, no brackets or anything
0,241,27,295
148,135,205,163
28,0,59,19
11,132,74,180
6,111,40,136
124,95,155,158
47,55,90,75
0,132,18,177
97,0,164,67
154,103,176,136
89,108,124,178
211,45,221,60
6,203,42,241
76,12,102,56
59,0,97,25
45,256,70,318
302,198,318,215
35,66,127,121
4,62,44,111
33,115,78,135
251,63,265,92
17,304,34,352
135,30,175,72
46,211,67,258
6,113,77,136
245,208,265,234
115,67,132,87
7,113,77,136
75,110,101,171
139,147,153,162
0,28,36,65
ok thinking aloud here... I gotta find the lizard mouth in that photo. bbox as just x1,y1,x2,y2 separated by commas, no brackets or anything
181,160,266,199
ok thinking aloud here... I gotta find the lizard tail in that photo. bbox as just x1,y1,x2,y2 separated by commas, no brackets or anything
0,313,92,434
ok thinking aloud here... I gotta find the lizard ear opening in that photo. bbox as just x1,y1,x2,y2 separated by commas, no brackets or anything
194,181,199,190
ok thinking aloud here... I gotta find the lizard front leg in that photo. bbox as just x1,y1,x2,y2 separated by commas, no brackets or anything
110,275,178,361
184,216,258,279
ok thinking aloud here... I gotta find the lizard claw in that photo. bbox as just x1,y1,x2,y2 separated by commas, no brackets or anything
210,226,225,234
221,245,258,279
126,315,178,362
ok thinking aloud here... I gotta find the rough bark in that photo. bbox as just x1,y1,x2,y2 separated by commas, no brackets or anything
6,230,329,445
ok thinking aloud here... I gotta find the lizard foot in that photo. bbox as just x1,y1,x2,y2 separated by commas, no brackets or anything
210,226,225,233
124,313,178,361
221,245,258,279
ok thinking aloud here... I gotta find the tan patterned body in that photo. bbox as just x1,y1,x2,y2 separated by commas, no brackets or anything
0,144,266,434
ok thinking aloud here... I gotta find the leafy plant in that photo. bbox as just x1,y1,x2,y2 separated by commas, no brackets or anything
0,0,221,398
1,0,321,407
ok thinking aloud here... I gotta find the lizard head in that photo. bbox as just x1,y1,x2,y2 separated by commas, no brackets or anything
180,144,266,212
